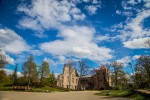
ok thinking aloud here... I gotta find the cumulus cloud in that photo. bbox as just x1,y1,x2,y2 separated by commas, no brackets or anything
123,38,150,49
85,5,100,14
116,10,121,14
1,68,23,77
0,49,14,64
117,10,150,42
116,56,131,66
18,0,85,33
0,28,30,54
40,25,113,62
112,0,150,49
133,55,140,60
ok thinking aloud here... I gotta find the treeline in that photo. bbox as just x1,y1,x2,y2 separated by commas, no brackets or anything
0,47,150,90
107,55,150,90
0,54,56,88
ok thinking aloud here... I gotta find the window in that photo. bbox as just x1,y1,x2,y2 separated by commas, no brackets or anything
72,78,74,83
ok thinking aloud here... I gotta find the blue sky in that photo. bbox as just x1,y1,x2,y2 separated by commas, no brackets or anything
0,0,150,75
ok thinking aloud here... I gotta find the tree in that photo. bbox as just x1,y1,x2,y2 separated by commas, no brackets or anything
12,64,18,85
0,70,10,83
22,54,39,88
76,59,90,90
135,55,150,88
39,61,50,81
48,72,56,86
105,63,112,89
0,49,7,69
111,61,124,89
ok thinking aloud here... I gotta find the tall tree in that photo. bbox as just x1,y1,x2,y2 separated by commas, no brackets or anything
76,60,90,90
135,55,150,88
0,70,10,83
39,61,50,81
22,54,38,88
48,71,56,86
13,64,18,85
111,61,123,89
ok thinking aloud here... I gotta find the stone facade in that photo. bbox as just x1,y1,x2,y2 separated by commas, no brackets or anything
92,65,111,90
57,64,79,90
79,66,111,90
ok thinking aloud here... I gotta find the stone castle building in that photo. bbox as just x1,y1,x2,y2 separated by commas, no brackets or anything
57,65,111,90
80,65,111,90
57,64,79,90
91,65,111,90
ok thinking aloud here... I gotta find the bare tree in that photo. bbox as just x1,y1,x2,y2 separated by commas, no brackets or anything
76,59,90,90
111,61,124,89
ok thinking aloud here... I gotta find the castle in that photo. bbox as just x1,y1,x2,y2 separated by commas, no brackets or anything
57,64,111,90
57,64,79,90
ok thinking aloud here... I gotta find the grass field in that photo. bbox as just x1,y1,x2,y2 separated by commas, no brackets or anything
0,83,67,92
95,90,150,100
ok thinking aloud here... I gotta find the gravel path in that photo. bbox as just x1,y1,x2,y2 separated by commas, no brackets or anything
0,91,132,100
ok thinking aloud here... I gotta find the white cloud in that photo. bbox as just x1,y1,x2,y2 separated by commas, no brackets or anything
18,0,86,33
0,28,30,54
133,55,140,59
40,25,113,62
128,0,137,5
116,56,131,66
144,0,150,8
0,49,14,64
123,38,150,49
85,5,100,14
113,2,150,49
95,35,111,42
117,10,150,41
1,68,23,77
116,10,121,14
43,57,57,66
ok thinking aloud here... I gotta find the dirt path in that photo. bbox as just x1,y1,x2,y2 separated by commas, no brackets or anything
0,91,131,100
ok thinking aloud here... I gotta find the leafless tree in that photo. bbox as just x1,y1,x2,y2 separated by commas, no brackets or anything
75,59,90,90
111,61,124,89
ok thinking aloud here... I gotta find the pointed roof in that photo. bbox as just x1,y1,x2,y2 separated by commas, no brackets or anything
99,65,107,70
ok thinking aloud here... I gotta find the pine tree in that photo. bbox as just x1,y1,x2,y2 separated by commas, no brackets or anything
39,61,50,81
13,64,18,85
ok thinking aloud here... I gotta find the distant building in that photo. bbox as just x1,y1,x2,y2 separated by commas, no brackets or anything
57,64,79,90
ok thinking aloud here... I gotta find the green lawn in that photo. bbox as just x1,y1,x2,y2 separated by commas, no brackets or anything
0,83,67,92
0,83,13,91
95,90,150,100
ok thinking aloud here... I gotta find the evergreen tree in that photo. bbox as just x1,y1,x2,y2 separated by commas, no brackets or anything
22,54,39,87
48,71,56,86
13,64,18,85
39,61,50,81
